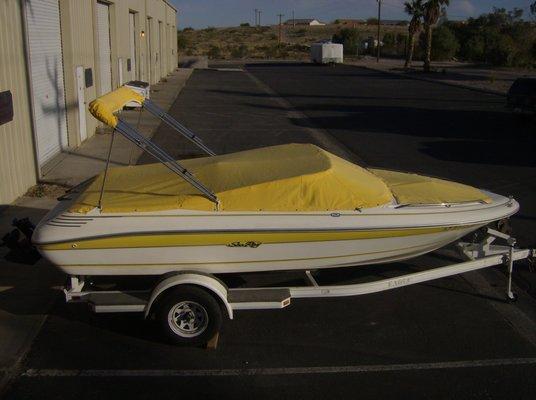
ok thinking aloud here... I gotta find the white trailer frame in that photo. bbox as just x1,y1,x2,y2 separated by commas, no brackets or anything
64,229,533,318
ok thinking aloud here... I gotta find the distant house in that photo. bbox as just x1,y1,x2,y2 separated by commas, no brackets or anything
285,18,325,26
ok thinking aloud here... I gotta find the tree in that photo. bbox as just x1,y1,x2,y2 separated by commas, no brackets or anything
332,28,361,55
423,0,450,72
532,2,536,19
404,0,424,68
431,25,459,60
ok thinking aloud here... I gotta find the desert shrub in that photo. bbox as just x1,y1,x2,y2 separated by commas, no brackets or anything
332,28,360,55
207,45,221,59
431,25,460,61
447,8,536,67
380,32,408,57
293,28,307,37
396,33,408,55
231,44,248,58
240,22,250,27
485,33,516,66
382,32,396,47
177,32,189,50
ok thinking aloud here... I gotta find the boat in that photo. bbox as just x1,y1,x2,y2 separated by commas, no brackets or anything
32,88,520,277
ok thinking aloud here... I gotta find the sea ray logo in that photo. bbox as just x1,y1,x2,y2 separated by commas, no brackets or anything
227,241,262,248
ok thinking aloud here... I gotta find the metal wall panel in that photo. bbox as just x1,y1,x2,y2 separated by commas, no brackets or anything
58,0,99,146
96,2,112,94
0,0,37,204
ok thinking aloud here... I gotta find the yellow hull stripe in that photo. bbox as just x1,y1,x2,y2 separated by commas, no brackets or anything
38,226,467,251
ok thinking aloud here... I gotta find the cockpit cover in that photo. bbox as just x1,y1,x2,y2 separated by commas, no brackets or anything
70,144,491,213
70,144,394,213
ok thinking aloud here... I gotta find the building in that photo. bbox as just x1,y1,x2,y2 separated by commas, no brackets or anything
285,18,325,26
0,0,178,204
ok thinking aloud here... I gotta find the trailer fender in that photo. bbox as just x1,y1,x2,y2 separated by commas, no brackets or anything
144,273,233,319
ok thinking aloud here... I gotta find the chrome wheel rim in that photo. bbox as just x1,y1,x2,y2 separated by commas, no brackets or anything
168,301,209,338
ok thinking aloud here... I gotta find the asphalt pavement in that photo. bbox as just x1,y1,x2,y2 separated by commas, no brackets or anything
4,63,536,399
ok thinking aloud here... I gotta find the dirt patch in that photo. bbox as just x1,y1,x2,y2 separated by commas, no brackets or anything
25,183,68,199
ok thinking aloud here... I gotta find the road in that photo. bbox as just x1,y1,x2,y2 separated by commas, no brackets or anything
4,64,536,399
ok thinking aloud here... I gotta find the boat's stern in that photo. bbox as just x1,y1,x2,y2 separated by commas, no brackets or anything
32,193,92,271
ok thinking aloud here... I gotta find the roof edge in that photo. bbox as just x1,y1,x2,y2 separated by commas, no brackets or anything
164,0,177,12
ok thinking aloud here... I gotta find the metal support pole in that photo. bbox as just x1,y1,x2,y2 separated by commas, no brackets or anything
115,120,218,204
277,13,284,44
376,0,382,63
143,99,216,156
129,106,144,165
98,129,116,210
506,243,517,301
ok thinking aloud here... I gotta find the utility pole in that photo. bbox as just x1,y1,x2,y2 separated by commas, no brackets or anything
376,0,382,63
277,13,284,44
254,9,258,26
258,10,262,26
292,10,295,27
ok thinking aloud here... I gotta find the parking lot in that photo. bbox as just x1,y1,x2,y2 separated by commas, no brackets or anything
4,64,536,399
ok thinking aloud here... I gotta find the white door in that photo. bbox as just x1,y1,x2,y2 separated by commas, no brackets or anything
129,13,137,80
96,2,112,94
25,0,68,166
75,66,87,142
118,58,124,85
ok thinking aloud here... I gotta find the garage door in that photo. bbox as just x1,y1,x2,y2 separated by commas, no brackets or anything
96,2,112,94
25,0,68,166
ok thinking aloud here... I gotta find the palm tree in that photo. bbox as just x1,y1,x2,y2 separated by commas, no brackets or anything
404,0,424,68
423,0,450,72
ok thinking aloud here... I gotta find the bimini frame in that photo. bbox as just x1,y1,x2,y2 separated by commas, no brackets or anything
90,87,219,208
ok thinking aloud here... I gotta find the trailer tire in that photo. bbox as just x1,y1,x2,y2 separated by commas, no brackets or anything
156,285,222,346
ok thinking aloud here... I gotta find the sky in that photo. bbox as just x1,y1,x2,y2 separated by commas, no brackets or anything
169,0,533,29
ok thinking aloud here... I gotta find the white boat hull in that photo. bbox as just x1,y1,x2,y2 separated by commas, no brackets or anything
33,191,519,276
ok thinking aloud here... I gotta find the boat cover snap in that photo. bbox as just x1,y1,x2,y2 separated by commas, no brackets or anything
88,87,145,127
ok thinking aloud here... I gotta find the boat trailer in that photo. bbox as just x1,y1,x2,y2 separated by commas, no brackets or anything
63,228,534,347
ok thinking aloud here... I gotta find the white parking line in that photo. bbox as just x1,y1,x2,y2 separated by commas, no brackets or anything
22,358,536,378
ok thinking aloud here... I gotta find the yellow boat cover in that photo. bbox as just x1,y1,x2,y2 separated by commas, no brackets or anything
70,144,491,214
71,144,393,213
370,168,491,205
88,87,145,127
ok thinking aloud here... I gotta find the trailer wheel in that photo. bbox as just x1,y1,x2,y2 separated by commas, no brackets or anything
156,285,222,346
